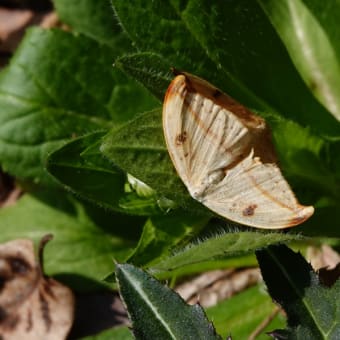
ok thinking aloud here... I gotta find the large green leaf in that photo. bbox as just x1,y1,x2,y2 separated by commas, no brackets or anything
256,245,340,339
116,263,222,339
0,192,145,291
0,28,157,184
112,0,340,137
258,0,340,122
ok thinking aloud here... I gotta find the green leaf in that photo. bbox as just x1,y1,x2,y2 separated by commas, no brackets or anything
47,131,126,211
258,0,340,122
150,231,301,276
53,0,133,51
127,213,210,267
112,0,340,137
0,192,145,291
0,28,157,184
115,52,173,101
116,263,222,340
256,245,340,339
206,285,285,339
101,108,203,211
47,131,176,215
266,115,340,207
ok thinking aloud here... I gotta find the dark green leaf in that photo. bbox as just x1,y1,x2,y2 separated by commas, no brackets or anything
256,245,340,339
47,131,126,212
112,0,340,137
0,28,157,184
116,52,173,100
47,131,177,215
116,263,222,340
101,108,204,211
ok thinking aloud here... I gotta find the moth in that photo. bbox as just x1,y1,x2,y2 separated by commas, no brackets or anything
162,71,314,229
0,235,74,340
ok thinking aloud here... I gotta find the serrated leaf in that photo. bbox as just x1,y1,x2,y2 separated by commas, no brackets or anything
0,28,157,184
256,245,340,339
258,0,340,122
150,231,301,276
0,192,145,291
116,263,222,340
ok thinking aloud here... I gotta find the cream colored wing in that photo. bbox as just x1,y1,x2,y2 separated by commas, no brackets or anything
163,72,314,229
202,151,314,228
163,74,263,198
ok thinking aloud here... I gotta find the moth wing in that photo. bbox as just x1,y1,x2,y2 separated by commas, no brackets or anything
203,152,314,228
163,74,258,196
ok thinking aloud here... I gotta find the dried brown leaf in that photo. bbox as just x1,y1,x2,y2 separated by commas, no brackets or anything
0,237,74,340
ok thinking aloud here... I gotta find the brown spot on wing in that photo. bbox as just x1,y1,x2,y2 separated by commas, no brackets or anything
242,204,257,216
175,131,187,145
212,89,222,99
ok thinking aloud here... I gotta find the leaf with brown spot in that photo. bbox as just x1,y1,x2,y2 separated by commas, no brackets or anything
0,236,74,340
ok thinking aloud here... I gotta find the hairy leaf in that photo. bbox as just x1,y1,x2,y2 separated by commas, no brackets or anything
116,263,222,339
150,231,301,275
127,213,210,267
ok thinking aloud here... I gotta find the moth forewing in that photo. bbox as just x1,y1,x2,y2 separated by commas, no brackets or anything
162,72,314,229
